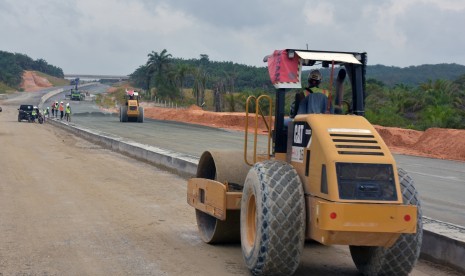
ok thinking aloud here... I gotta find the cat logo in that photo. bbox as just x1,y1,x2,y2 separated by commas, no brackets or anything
294,124,304,144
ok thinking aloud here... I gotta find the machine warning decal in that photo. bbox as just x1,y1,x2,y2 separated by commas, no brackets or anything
292,122,311,163
292,146,304,163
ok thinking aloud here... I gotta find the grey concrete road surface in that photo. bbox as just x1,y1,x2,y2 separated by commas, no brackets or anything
47,84,465,227
1,95,462,275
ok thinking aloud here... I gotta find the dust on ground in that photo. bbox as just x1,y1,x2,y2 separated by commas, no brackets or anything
20,71,53,92
143,105,465,162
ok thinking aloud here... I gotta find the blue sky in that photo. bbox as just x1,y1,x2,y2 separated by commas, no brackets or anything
1,0,464,75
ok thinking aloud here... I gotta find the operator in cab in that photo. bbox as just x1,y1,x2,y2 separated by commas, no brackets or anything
297,70,331,115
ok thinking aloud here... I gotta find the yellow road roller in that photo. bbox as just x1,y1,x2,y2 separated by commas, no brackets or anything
187,49,422,276
120,89,144,123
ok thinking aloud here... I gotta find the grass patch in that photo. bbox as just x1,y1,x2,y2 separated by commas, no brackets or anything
95,84,134,108
0,81,16,94
34,71,69,86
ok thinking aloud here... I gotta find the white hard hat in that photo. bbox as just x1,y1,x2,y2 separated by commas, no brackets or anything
66,103,69,106
60,101,63,103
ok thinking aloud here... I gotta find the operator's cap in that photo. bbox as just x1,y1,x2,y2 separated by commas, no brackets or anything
308,70,322,81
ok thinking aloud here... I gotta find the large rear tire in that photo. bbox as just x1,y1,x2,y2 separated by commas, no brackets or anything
350,168,423,276
241,160,305,276
121,106,128,122
137,107,144,123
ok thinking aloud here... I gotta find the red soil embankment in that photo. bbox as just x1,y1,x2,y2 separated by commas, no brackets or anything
20,71,53,92
143,105,465,162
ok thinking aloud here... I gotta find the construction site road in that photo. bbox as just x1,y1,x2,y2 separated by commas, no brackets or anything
41,84,465,227
1,103,463,275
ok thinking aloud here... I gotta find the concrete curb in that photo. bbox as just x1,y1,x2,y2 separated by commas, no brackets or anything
46,116,465,273
421,217,465,273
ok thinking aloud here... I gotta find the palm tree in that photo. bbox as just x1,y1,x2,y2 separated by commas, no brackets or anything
145,49,173,94
199,54,209,67
176,64,192,99
130,65,149,91
193,68,208,107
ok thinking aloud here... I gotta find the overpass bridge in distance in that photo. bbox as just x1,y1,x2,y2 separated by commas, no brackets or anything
64,74,130,81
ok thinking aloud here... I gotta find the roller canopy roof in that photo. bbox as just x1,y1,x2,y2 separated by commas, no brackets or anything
294,51,362,65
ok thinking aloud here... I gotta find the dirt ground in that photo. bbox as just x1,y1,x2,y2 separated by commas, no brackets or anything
143,105,465,162
0,105,240,275
20,71,53,92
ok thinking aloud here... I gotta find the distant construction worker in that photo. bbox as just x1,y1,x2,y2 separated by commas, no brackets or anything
65,103,71,122
59,101,65,120
31,106,37,122
51,102,55,117
43,107,49,122
54,101,59,118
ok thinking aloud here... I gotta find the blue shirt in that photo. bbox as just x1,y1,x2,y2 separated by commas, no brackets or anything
297,93,329,114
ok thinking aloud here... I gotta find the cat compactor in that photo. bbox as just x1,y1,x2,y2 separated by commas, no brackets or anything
187,49,422,276
120,89,144,123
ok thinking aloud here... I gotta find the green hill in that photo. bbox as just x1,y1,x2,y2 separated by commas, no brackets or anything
365,63,465,86
0,50,64,92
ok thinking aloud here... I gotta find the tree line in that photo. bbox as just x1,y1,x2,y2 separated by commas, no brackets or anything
0,50,64,89
365,77,465,129
129,49,273,108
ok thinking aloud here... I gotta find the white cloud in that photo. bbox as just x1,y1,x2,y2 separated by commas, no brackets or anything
426,0,465,10
76,1,194,34
303,2,335,26
370,1,409,48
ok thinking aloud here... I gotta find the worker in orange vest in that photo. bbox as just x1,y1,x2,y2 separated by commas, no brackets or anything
59,101,65,120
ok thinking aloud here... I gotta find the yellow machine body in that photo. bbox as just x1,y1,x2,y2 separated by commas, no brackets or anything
126,99,140,117
187,113,417,247
288,114,416,246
